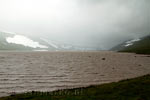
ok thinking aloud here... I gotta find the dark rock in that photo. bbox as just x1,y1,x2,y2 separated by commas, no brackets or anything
102,58,106,60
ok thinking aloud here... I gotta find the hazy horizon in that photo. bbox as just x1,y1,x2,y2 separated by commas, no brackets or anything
0,0,150,49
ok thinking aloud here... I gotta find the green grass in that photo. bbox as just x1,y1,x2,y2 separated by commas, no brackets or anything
120,36,150,54
1,75,150,100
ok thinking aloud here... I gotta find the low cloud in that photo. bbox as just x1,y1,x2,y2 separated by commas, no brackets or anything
0,0,149,49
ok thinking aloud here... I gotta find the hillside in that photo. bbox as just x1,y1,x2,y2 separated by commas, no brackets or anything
111,35,150,54
0,31,34,51
0,31,100,51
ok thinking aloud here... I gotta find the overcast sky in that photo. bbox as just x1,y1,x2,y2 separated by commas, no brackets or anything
0,0,149,49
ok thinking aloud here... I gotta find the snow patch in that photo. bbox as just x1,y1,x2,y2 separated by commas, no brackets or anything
124,38,141,47
33,49,48,51
6,35,48,48
40,38,58,48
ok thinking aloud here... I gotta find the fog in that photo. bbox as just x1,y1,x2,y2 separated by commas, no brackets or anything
0,0,149,49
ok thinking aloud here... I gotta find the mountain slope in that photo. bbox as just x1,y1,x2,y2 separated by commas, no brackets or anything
0,31,51,51
0,32,32,51
111,35,150,54
0,31,102,51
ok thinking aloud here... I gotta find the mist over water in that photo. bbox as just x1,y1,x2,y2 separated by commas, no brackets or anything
0,0,149,49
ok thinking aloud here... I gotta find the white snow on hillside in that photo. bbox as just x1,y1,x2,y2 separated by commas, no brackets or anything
40,38,58,48
124,38,141,47
6,35,48,48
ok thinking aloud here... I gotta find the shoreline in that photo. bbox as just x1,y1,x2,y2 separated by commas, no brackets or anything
0,51,150,97
0,74,150,99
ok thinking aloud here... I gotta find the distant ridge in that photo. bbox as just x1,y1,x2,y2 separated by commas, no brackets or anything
111,35,150,54
0,31,101,51
0,31,34,51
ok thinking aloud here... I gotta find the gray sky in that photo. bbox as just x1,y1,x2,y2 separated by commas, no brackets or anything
0,0,149,49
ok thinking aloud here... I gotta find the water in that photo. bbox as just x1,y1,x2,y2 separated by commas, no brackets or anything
0,51,150,96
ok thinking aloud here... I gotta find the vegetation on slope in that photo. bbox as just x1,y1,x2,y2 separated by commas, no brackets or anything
0,74,150,100
120,36,150,54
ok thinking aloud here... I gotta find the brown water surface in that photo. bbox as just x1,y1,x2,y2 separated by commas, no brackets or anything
0,51,150,96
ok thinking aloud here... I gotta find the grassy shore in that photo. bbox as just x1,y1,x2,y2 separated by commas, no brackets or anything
0,74,150,100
